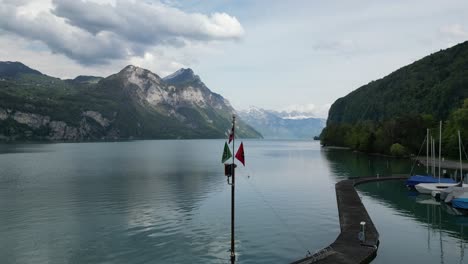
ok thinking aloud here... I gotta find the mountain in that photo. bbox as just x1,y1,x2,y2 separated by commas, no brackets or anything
327,41,468,125
0,61,42,78
0,62,261,141
321,41,468,157
67,75,103,84
239,107,325,139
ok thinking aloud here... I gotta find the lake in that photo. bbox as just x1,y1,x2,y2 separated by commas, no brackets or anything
0,140,466,263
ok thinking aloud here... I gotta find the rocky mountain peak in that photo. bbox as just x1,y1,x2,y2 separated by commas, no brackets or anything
163,68,200,85
118,65,162,86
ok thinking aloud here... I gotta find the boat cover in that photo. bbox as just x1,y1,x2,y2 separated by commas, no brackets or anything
406,175,456,188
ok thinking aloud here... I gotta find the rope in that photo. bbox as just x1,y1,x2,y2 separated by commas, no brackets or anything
237,167,312,257
410,134,427,175
461,138,468,183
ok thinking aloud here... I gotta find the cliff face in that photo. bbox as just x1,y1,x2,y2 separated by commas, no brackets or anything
0,62,261,141
0,108,114,140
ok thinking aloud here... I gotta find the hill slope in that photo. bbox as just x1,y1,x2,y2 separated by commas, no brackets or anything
0,63,261,141
322,41,468,157
328,41,468,124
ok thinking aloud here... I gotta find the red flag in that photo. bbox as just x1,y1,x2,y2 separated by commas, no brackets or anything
228,125,234,143
235,142,245,166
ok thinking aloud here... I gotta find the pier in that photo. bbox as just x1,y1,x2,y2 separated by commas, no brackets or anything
414,156,468,170
291,175,408,264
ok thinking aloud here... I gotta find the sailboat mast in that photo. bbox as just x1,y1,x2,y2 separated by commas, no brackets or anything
439,121,442,180
230,115,236,262
431,136,434,177
427,128,429,174
459,130,463,184
433,138,436,176
432,138,436,176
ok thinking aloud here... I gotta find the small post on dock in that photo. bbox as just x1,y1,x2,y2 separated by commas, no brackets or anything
359,221,366,243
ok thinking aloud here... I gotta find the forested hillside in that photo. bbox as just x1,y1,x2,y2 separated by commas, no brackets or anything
321,41,468,157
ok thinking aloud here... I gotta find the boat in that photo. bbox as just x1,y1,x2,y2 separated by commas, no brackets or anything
406,126,456,189
415,131,468,197
452,197,468,209
415,182,467,194
444,186,468,203
440,131,468,204
439,178,465,201
406,124,457,190
406,175,456,189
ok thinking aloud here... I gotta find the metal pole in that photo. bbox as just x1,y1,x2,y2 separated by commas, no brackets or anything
459,130,463,184
427,129,429,174
433,138,436,176
431,137,435,177
230,115,236,263
439,121,442,181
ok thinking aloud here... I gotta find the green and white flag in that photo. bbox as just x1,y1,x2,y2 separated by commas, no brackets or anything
222,142,232,163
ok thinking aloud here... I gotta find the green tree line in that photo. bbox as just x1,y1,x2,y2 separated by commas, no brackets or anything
321,99,468,158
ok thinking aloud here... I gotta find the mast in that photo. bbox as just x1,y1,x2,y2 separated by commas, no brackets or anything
426,128,429,174
433,138,436,176
431,137,435,176
459,130,463,184
230,115,236,263
439,121,442,181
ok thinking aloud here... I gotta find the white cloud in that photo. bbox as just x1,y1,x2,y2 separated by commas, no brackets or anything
0,0,244,65
438,24,468,48
277,103,331,118
128,51,186,78
312,39,357,53
440,24,468,39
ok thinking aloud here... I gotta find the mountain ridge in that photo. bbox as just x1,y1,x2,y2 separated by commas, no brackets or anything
239,107,325,139
327,41,468,125
0,62,262,141
321,40,468,157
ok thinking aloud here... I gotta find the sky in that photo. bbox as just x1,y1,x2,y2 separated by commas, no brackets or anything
1,0,468,118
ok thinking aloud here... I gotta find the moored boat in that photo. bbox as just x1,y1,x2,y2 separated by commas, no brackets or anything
406,175,456,189
415,182,467,195
452,197,468,210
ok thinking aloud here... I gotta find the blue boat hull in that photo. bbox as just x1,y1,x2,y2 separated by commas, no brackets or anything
405,175,456,188
452,198,468,209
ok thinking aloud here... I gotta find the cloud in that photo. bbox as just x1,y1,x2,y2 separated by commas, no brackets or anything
440,24,468,39
0,0,244,65
280,103,332,118
312,39,356,53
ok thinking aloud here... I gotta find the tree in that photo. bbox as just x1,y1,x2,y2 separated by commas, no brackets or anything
390,143,407,157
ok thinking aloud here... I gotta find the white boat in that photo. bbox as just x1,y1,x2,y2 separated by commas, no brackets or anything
438,131,468,203
415,127,466,195
443,186,468,203
415,182,467,194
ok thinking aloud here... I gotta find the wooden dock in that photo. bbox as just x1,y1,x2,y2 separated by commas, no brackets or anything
413,156,468,170
291,175,408,264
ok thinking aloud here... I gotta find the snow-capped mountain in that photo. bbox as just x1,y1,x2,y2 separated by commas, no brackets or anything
238,107,326,139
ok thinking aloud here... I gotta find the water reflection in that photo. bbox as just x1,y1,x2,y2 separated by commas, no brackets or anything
0,143,52,155
322,147,468,263
4,141,466,263
321,148,415,180
0,140,228,263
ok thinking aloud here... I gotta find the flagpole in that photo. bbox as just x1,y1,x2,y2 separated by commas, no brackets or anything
230,114,236,263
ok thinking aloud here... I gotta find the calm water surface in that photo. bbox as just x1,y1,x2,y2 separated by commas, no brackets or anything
0,140,466,263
